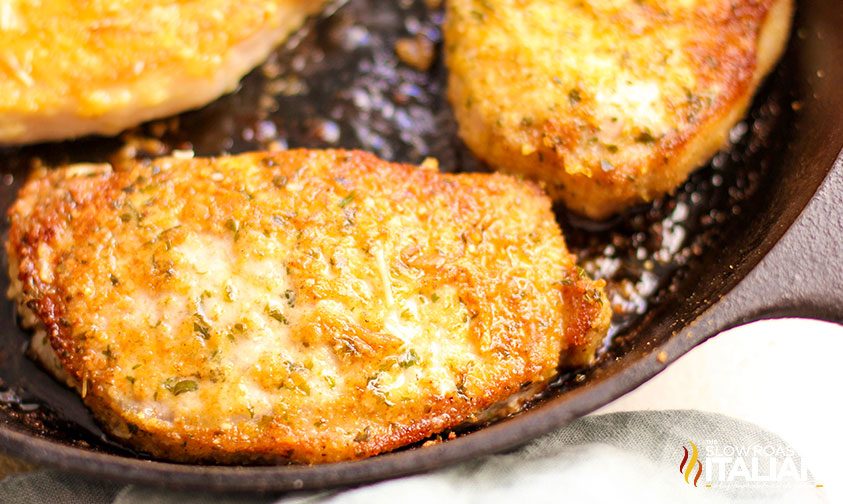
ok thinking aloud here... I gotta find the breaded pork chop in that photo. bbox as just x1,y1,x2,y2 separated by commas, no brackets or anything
446,0,793,219
6,150,610,464
0,0,327,145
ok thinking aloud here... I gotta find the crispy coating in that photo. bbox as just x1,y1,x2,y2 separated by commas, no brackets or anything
446,0,793,219
6,150,610,464
0,0,326,145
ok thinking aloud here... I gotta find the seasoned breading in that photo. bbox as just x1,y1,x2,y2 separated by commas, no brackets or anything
0,0,327,145
446,0,793,219
6,150,610,463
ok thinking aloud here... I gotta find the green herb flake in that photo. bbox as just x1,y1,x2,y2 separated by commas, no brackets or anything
161,378,199,395
167,379,198,396
126,376,136,384
193,313,212,340
635,131,658,143
568,88,582,105
208,368,226,383
284,289,296,308
266,305,288,324
430,293,440,302
227,322,246,340
338,191,356,208
398,348,421,368
354,427,371,443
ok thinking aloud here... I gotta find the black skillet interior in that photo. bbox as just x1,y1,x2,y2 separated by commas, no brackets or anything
0,0,840,493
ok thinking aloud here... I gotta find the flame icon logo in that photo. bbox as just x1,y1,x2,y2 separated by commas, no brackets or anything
679,440,703,487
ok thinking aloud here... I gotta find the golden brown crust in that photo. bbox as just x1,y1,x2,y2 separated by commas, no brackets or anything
7,149,609,463
446,0,793,219
0,0,326,144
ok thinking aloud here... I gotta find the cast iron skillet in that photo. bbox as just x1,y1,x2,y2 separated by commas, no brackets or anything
0,0,840,493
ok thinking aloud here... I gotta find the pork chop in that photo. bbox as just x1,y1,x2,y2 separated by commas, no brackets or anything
0,0,327,145
446,0,793,219
6,149,611,463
